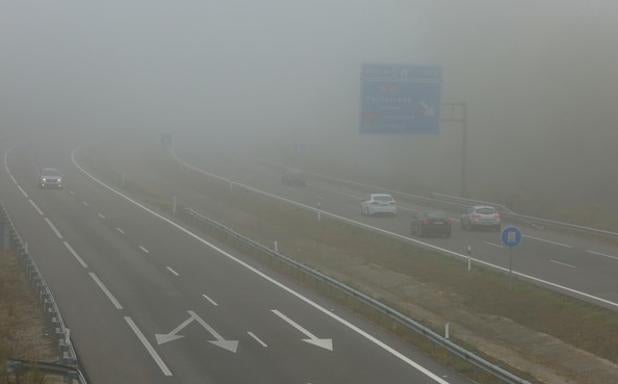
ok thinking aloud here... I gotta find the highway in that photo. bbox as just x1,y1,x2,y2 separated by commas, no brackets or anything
174,144,618,309
1,139,475,383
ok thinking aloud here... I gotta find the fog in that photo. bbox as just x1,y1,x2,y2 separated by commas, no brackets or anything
2,1,617,221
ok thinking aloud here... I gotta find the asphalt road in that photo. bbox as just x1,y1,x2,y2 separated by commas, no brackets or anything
175,146,618,309
1,139,475,383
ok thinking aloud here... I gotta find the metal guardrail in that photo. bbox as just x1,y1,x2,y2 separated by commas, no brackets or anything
0,203,87,383
260,158,618,240
182,207,531,384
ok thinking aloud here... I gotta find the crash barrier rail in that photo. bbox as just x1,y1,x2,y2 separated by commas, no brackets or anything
182,207,531,384
0,203,87,383
5,359,87,383
257,157,618,240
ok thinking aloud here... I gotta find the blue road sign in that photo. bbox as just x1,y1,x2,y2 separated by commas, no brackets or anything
501,226,522,248
360,64,442,134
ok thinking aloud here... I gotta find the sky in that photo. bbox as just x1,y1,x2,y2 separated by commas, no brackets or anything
1,0,617,214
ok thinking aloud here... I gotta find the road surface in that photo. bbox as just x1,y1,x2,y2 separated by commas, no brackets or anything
1,139,474,383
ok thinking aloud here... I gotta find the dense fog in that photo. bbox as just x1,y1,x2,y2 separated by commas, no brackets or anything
1,0,617,222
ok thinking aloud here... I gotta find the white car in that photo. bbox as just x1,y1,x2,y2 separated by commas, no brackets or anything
460,205,501,231
361,193,397,216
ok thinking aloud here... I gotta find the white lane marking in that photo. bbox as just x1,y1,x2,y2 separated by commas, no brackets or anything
115,227,125,235
44,217,63,239
124,317,173,377
89,272,123,310
550,259,577,269
166,153,618,310
247,331,268,348
201,293,218,306
63,241,88,268
139,245,150,254
28,199,44,216
586,249,618,261
68,190,75,195
17,185,29,198
271,309,333,351
166,266,179,276
97,213,106,220
524,234,573,248
483,241,503,249
72,148,455,382
81,201,89,207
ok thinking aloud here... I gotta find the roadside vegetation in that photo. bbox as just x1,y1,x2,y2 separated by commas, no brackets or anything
80,144,618,384
0,250,56,383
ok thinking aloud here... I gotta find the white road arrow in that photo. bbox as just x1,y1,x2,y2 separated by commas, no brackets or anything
155,314,195,345
271,309,333,351
155,311,239,353
188,311,239,353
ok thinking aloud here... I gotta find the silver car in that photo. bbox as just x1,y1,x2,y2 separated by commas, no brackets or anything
40,168,63,189
460,205,501,231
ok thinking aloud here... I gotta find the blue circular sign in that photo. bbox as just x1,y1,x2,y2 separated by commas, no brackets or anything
501,226,522,248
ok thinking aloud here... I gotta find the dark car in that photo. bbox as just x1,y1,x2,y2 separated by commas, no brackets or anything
410,210,451,238
281,169,306,186
39,168,64,189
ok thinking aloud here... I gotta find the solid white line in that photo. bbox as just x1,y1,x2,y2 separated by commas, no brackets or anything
29,199,44,216
71,148,454,383
202,293,218,306
166,266,179,276
524,234,573,248
483,241,503,249
167,153,618,310
89,272,123,310
44,217,63,239
81,201,89,207
97,213,106,220
17,185,29,198
63,241,88,268
139,245,150,254
124,317,173,376
247,331,268,348
115,227,125,235
550,259,577,269
586,249,618,261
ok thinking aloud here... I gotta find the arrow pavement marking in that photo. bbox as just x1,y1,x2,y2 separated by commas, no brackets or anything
271,309,333,351
155,311,239,353
188,310,239,353
155,314,195,345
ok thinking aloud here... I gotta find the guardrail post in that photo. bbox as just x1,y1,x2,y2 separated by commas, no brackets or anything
445,322,450,339
466,245,472,272
317,202,321,222
1,217,9,252
273,240,279,254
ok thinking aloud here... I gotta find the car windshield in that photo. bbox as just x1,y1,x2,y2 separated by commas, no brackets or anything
42,169,61,176
476,207,496,215
427,211,448,219
374,195,393,202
